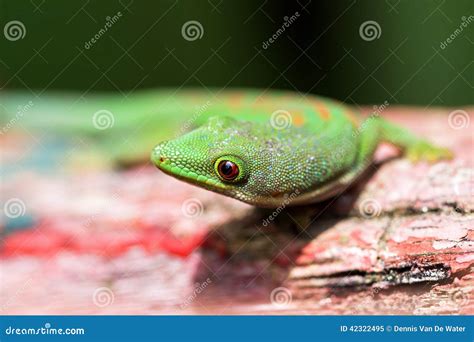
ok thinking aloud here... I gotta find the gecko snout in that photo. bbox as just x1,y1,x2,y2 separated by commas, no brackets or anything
151,141,169,166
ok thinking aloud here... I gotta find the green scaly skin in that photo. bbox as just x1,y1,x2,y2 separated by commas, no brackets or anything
149,90,453,208
0,89,452,208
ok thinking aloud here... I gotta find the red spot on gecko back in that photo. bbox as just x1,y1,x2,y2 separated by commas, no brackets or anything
228,93,244,109
293,111,305,126
314,102,331,120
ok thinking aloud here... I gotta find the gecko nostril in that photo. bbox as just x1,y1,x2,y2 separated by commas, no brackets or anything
151,142,169,166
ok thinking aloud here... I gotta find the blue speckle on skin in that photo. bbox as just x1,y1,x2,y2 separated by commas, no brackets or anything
1,137,74,178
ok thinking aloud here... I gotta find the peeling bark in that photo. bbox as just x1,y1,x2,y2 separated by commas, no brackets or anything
282,109,474,314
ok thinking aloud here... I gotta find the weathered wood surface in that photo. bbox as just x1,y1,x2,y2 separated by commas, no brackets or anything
0,107,472,314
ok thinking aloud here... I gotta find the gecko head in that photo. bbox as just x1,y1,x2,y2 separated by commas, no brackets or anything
151,116,317,207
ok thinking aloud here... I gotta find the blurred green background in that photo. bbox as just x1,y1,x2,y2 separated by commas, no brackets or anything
0,0,472,106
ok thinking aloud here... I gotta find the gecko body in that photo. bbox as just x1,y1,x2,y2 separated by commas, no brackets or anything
150,90,451,207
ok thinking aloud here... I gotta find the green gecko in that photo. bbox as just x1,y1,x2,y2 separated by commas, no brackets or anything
0,88,451,208
150,90,452,208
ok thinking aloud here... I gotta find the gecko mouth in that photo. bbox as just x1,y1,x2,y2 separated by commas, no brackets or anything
151,145,229,191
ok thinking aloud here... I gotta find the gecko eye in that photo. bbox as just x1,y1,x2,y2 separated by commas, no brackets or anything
217,160,239,181
214,155,246,183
